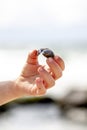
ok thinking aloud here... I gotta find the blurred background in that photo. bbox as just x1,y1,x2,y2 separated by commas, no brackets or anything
0,0,87,130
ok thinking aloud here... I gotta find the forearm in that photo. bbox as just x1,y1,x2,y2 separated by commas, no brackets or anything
0,81,20,106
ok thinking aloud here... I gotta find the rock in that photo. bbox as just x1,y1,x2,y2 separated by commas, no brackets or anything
55,89,87,123
56,90,87,107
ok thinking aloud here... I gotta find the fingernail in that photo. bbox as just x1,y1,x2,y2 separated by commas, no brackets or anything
48,57,53,62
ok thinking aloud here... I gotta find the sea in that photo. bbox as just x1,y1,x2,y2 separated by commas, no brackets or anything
0,45,87,130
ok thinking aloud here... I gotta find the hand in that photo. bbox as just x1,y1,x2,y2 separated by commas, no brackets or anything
15,49,65,97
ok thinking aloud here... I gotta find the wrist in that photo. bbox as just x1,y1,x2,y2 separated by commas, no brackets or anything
0,80,22,105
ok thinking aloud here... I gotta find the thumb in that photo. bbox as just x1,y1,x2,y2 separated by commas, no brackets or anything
21,50,39,77
27,50,38,65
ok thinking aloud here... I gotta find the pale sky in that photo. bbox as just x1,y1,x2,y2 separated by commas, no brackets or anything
0,0,87,44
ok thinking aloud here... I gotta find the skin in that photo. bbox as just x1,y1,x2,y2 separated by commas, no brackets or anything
0,49,65,106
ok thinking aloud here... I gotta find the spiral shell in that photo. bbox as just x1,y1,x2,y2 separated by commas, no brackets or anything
38,48,54,58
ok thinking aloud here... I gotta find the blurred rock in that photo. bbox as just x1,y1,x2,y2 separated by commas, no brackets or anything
0,96,55,114
55,89,87,123
65,107,87,123
15,96,55,105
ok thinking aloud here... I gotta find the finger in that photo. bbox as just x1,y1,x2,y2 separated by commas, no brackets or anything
35,77,46,95
38,67,55,89
29,78,46,96
21,50,39,77
27,50,38,65
46,58,62,80
54,56,65,71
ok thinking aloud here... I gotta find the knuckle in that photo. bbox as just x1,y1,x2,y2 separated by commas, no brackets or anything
39,89,46,95
49,80,55,88
54,71,62,80
41,90,46,95
58,71,62,78
38,86,46,95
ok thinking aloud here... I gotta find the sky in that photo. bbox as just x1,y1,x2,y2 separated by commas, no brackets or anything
0,0,87,46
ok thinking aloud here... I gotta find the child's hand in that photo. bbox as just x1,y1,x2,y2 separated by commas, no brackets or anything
15,49,65,97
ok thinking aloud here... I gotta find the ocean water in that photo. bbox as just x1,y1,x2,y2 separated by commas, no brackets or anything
0,47,87,130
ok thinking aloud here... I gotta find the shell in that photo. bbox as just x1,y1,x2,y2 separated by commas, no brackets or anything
38,48,54,58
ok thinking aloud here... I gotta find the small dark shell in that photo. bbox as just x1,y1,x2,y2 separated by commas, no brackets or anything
38,48,46,55
38,48,54,58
